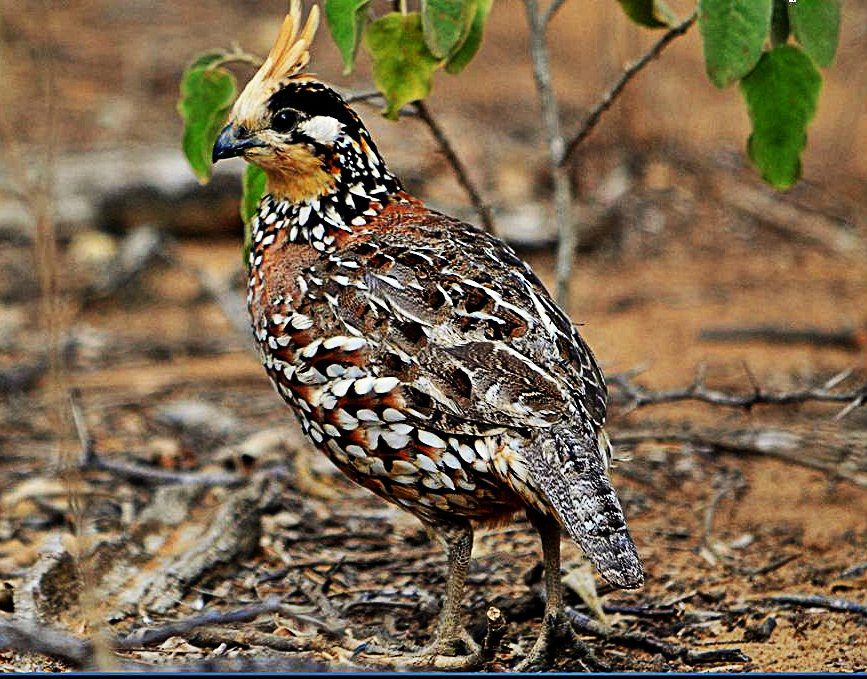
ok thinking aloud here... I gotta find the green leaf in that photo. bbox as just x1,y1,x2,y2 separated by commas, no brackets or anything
770,0,790,47
699,0,773,88
739,45,821,189
445,0,492,74
616,0,678,28
241,164,267,271
178,61,237,184
789,0,840,67
422,0,477,59
363,13,443,120
325,0,372,74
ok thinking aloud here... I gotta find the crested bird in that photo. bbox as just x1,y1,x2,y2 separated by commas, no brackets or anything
211,1,643,668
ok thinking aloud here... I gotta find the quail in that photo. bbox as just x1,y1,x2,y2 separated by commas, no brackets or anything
211,1,643,668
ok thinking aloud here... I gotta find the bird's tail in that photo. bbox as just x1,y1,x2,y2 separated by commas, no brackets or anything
527,423,644,589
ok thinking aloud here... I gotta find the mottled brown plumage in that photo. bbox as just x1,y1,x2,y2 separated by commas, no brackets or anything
212,1,642,668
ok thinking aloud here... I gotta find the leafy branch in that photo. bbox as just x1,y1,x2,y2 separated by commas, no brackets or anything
177,0,845,300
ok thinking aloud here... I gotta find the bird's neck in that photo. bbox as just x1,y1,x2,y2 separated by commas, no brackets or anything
248,133,402,264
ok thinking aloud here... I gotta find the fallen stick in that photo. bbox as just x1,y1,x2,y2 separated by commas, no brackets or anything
699,325,864,351
564,607,749,666
115,599,282,649
758,594,867,616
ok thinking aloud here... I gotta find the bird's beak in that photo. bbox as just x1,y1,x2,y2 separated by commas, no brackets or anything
212,124,263,163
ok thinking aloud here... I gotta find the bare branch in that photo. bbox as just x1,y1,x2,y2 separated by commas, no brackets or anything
542,0,568,26
560,12,697,167
756,594,867,617
414,101,496,234
562,605,749,666
0,619,94,668
115,599,282,650
608,370,867,418
523,0,574,305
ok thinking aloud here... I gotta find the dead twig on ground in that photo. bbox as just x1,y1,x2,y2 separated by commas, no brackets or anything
564,606,749,666
115,599,282,650
702,469,746,554
746,553,800,577
0,601,284,666
560,12,697,167
757,594,867,617
184,625,305,653
481,606,506,663
608,368,867,420
699,325,864,352
414,101,495,234
0,619,94,668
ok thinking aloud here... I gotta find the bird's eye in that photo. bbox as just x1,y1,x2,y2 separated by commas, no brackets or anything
272,109,299,133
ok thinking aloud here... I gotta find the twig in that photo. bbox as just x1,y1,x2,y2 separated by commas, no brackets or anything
115,599,282,649
414,101,495,234
523,0,573,305
758,594,867,616
699,325,864,351
184,626,304,653
560,12,697,166
0,601,287,667
608,369,867,419
839,562,867,580
746,553,800,577
541,0,567,25
481,606,507,663
0,619,94,668
564,606,749,666
702,469,746,551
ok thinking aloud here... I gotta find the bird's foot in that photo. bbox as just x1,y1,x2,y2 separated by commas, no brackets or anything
515,611,605,671
355,629,483,670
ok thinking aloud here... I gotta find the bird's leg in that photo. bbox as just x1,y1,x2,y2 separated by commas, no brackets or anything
427,520,479,657
516,511,596,670
357,519,481,669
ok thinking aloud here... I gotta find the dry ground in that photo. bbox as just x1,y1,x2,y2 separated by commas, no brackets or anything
1,0,866,672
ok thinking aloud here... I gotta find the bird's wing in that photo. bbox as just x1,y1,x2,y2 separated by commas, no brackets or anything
329,209,607,436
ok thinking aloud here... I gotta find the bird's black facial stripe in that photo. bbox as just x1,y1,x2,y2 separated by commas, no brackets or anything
267,83,362,137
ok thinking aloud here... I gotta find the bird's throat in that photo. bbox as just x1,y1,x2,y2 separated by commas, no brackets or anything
251,145,338,203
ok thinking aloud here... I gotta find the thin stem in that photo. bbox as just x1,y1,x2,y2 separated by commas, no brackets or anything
560,11,697,167
542,0,568,26
218,43,264,69
523,0,573,305
414,101,496,234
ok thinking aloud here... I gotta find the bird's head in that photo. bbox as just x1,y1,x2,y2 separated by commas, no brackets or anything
212,1,387,203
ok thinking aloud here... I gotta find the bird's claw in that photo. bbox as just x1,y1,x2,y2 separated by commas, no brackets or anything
514,611,598,671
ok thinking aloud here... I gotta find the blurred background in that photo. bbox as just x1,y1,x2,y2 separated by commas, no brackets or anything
1,0,865,671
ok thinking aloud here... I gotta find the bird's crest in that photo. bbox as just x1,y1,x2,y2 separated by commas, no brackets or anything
232,0,320,123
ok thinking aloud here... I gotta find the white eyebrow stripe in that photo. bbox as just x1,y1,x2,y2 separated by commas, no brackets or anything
299,115,343,143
